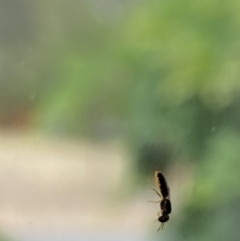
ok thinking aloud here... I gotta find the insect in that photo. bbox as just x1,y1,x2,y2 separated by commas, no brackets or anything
149,171,172,231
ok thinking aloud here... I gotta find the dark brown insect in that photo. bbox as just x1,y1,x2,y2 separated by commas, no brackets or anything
149,171,172,230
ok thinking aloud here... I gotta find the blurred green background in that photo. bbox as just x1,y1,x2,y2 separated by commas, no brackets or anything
1,0,240,241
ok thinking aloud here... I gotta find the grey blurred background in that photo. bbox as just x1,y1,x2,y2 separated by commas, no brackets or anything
0,0,240,240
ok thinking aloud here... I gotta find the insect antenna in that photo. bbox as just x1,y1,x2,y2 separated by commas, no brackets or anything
157,223,164,231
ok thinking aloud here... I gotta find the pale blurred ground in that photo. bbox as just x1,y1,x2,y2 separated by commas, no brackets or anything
0,130,192,241
0,131,145,241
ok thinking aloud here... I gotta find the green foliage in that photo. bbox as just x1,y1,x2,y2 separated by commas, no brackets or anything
122,0,240,169
178,129,240,241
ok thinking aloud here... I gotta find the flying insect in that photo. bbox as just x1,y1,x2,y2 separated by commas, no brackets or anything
149,171,172,230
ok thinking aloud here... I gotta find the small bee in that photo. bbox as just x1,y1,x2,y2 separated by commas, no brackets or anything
149,171,172,230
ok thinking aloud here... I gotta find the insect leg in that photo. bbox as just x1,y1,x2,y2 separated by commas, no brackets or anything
152,188,162,198
148,189,162,203
152,211,161,224
148,200,161,203
152,217,158,224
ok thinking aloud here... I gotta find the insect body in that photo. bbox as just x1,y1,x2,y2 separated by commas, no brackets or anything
150,171,172,230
